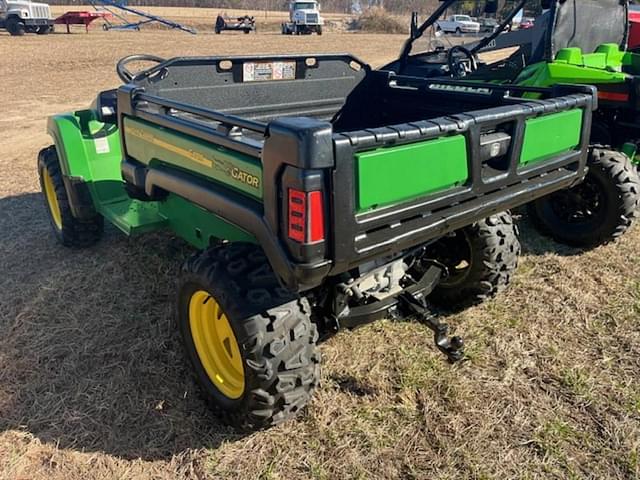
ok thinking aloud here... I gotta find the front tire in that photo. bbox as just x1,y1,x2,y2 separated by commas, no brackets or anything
424,212,520,308
38,146,104,248
528,147,640,248
6,17,25,36
178,244,320,430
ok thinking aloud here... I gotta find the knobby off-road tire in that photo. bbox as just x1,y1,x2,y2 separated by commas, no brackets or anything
427,212,520,308
38,145,104,248
177,243,320,430
528,147,640,248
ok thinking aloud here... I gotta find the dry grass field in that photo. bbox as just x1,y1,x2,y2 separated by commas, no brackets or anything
1,25,640,480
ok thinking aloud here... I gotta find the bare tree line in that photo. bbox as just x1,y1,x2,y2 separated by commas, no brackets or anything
44,0,443,14
44,0,537,16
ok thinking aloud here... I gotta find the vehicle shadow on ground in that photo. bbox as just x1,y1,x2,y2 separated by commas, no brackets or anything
513,209,585,257
0,192,249,461
0,194,582,461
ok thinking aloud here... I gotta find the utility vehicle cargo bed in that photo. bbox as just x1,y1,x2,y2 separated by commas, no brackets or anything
115,54,596,290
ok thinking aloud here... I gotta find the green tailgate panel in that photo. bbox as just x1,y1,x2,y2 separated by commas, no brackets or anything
124,117,263,200
520,109,583,166
356,135,468,211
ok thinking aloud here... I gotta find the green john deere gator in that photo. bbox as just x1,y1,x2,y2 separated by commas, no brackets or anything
39,52,595,428
384,0,640,248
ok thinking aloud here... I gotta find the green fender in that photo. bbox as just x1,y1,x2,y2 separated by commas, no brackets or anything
46,109,124,220
47,109,123,181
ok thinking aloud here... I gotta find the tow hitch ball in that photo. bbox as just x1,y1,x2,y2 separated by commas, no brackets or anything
398,291,465,363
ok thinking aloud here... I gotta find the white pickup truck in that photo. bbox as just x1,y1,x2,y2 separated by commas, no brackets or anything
436,14,480,34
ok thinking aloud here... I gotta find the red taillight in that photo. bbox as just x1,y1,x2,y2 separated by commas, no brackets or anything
288,189,306,243
288,189,325,244
598,91,630,102
308,191,325,242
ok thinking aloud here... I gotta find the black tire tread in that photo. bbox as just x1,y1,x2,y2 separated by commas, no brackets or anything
179,243,320,430
7,17,25,36
38,145,104,248
430,211,520,307
528,146,640,248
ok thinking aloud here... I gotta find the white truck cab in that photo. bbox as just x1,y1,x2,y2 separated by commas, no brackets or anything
436,14,480,35
282,1,324,35
0,0,53,36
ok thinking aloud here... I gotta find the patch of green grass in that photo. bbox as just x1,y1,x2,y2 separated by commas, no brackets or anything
258,456,279,480
535,419,575,459
397,346,446,390
628,448,639,476
560,368,593,401
308,461,329,480
483,299,523,329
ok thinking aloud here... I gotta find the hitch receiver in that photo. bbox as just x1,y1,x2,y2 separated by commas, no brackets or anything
398,291,465,362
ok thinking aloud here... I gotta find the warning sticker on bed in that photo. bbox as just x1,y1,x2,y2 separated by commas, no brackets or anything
94,137,110,154
243,61,296,82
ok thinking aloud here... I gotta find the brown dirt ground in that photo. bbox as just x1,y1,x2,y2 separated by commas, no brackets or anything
1,26,640,480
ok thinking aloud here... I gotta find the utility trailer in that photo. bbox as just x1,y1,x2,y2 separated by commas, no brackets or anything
39,53,595,429
215,14,255,34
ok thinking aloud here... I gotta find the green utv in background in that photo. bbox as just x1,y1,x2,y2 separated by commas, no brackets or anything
384,0,640,248
39,51,595,428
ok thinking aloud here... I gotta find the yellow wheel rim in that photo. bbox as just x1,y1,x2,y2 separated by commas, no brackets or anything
42,167,62,230
189,290,245,399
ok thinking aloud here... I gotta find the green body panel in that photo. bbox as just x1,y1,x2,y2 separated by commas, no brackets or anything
123,117,263,200
356,135,468,211
514,43,640,164
520,110,583,166
48,109,255,247
516,60,628,89
47,111,123,182
158,194,254,249
515,44,634,89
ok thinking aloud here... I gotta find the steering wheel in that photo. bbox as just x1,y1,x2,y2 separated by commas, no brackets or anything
447,46,478,78
116,54,167,83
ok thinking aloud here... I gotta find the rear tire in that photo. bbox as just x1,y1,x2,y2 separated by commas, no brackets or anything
424,212,520,308
36,25,50,34
6,17,25,36
528,147,640,248
177,243,321,430
38,146,104,248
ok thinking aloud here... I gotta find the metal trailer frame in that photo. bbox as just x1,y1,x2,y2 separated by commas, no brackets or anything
88,0,196,34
